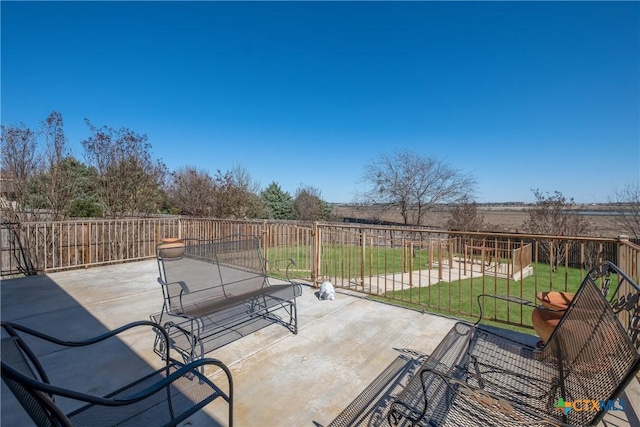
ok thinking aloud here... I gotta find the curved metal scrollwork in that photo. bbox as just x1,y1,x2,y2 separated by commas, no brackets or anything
627,302,640,350
602,261,640,350
612,292,640,313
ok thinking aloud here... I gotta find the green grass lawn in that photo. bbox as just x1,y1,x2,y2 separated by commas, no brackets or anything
265,243,603,333
266,244,436,278
372,263,592,333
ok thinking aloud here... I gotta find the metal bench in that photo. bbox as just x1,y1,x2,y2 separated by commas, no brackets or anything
1,320,233,427
388,261,640,426
152,235,302,364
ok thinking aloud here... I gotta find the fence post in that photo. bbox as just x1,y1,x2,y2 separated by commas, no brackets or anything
261,220,269,261
409,241,414,287
360,229,365,287
312,222,319,287
617,235,630,278
438,240,443,281
86,222,92,266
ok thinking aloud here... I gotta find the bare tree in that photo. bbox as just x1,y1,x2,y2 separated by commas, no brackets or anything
36,112,76,220
211,170,241,218
523,189,591,270
211,170,266,219
293,185,330,221
227,164,267,218
359,150,476,226
608,181,640,240
0,123,41,222
3,112,99,220
0,123,42,274
446,196,485,232
167,166,215,216
167,166,266,219
82,120,166,217
231,162,261,194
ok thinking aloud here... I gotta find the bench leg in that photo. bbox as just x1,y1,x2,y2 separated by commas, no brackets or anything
291,301,298,334
248,295,299,335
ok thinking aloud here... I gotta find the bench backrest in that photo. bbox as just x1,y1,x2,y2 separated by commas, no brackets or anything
538,262,640,426
212,236,269,296
157,236,268,313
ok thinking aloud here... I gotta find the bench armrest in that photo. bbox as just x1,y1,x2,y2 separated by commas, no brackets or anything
158,277,195,316
266,258,297,283
157,277,190,293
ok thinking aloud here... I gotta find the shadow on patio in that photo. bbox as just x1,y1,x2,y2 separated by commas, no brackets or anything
2,259,639,426
0,264,227,427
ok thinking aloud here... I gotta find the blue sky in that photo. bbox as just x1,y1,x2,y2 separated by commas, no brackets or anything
2,1,639,203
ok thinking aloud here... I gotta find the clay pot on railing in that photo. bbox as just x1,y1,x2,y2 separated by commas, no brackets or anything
158,237,185,258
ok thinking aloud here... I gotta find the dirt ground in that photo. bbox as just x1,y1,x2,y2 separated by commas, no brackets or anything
331,205,625,238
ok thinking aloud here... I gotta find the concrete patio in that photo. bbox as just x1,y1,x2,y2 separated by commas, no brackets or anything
1,260,639,426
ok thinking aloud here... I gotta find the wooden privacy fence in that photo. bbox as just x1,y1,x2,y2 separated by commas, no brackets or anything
1,218,638,331
0,218,313,276
1,218,180,275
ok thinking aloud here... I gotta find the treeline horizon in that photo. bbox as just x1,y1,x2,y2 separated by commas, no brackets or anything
2,111,638,240
0,111,334,222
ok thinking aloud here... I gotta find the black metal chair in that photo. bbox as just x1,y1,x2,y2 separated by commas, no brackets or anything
388,261,640,426
1,320,233,427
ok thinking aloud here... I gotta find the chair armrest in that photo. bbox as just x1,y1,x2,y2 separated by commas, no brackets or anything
475,294,536,325
114,358,233,404
2,321,171,368
3,357,232,408
2,321,234,426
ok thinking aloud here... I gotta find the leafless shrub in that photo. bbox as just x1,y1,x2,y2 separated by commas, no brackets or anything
523,189,591,270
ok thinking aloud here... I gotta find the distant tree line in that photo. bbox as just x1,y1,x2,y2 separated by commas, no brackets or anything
2,112,638,244
0,111,333,223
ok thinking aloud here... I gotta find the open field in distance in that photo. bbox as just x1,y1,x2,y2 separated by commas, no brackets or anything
331,204,627,238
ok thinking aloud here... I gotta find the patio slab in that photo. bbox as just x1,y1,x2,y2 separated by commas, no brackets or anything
1,259,639,426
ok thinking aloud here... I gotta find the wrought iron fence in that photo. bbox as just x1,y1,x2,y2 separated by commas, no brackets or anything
310,224,633,329
2,217,638,330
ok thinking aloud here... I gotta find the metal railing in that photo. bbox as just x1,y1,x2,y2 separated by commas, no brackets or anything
310,224,631,329
0,217,314,276
2,218,638,330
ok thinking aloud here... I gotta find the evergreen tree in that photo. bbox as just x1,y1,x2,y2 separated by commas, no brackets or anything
261,182,294,220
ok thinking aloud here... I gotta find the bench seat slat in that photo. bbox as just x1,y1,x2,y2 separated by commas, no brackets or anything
177,284,301,319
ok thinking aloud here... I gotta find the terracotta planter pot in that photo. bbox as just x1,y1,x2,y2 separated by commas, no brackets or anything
536,291,574,311
158,238,185,258
161,237,182,244
531,307,564,344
